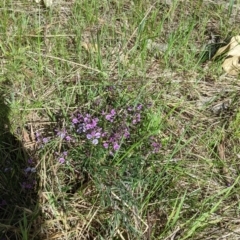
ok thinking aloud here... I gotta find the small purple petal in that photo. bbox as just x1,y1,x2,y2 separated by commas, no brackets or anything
113,142,120,151
124,129,130,138
86,123,94,130
102,132,107,137
136,113,141,120
103,142,109,149
57,130,66,139
42,137,49,143
95,132,101,138
106,114,112,121
92,118,99,125
72,118,79,124
59,157,65,164
110,109,116,115
92,139,98,145
35,132,41,138
152,142,157,147
87,134,92,139
65,135,72,141
137,104,143,111
151,141,161,153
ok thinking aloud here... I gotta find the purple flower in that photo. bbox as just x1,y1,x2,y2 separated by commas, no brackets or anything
151,141,161,153
103,142,109,149
92,139,99,145
132,113,141,124
102,132,107,137
137,104,143,111
102,110,106,116
113,142,120,151
105,109,116,122
95,132,101,138
87,133,93,139
127,106,133,112
72,118,79,124
105,114,112,121
42,137,49,144
65,135,72,141
84,114,91,123
56,129,66,139
85,117,99,130
56,151,67,163
85,124,92,130
35,132,42,142
59,157,65,164
124,128,130,138
93,117,99,125
110,109,116,115
87,129,102,144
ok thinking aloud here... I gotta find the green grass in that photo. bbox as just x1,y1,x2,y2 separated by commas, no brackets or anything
1,0,240,239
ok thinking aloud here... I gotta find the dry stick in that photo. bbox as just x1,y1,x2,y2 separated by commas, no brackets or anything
109,2,157,73
116,229,126,240
27,51,103,74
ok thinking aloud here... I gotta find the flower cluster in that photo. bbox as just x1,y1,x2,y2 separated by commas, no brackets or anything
35,101,161,164
71,108,133,153
72,113,102,145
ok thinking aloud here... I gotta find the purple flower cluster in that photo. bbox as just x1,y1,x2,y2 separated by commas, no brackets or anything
103,109,116,122
72,113,102,145
102,125,130,153
71,109,129,153
35,100,162,164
